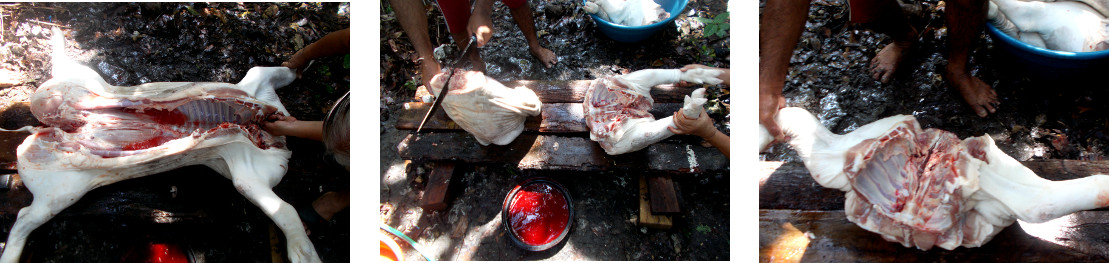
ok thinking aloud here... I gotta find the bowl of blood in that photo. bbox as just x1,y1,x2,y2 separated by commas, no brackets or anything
502,177,573,251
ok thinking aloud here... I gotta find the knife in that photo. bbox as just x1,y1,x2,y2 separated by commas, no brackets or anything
417,35,478,133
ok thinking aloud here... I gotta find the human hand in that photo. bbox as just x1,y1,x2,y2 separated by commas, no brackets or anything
760,86,786,142
467,13,494,47
263,114,299,137
669,110,717,139
282,55,308,79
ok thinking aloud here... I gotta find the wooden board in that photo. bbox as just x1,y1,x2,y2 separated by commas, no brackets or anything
760,209,1108,262
420,162,455,211
415,81,700,103
395,102,684,133
647,175,680,214
758,160,1109,210
396,133,728,172
638,176,671,229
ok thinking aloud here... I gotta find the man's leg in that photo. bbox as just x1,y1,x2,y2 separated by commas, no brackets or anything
946,0,998,117
438,0,486,71
759,0,811,141
851,0,918,83
506,0,557,68
390,0,442,88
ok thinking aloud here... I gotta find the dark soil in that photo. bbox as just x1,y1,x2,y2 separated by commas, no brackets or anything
0,3,349,262
379,0,730,261
761,0,1109,163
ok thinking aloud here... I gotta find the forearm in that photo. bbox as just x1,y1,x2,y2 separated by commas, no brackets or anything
703,130,730,158
472,0,496,18
290,28,351,65
759,0,810,93
282,121,325,141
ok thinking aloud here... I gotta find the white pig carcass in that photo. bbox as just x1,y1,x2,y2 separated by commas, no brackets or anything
0,28,320,263
584,68,722,155
583,0,670,26
427,69,542,145
988,0,1109,52
759,107,1109,250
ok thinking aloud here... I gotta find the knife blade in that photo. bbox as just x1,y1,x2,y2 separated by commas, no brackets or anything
417,35,478,133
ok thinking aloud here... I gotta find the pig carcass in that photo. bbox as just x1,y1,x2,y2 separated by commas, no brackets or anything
0,28,320,263
584,68,722,155
427,69,542,145
759,107,1109,250
988,0,1109,52
583,0,670,26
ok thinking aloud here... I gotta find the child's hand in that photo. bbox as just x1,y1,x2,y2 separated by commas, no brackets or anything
263,114,299,137
668,110,717,139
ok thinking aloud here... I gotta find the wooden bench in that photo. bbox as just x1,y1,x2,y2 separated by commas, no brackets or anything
759,160,1109,261
396,81,728,229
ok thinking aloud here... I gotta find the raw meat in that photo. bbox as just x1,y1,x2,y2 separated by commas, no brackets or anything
583,0,670,26
0,28,320,263
427,69,542,145
759,107,1109,250
584,68,722,155
988,0,1109,52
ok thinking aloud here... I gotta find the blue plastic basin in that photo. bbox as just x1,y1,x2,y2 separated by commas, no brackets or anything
985,23,1109,80
585,0,688,43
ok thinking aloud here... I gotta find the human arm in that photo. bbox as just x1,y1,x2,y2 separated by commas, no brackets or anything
263,115,324,141
669,110,730,158
283,28,351,76
467,0,497,47
759,0,810,142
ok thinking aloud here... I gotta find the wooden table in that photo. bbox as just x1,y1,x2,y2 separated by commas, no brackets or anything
395,80,729,228
759,160,1109,261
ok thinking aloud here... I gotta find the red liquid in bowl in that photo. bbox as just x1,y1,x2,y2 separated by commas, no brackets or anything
508,182,570,246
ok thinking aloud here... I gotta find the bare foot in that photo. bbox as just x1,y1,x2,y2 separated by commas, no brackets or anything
869,40,912,83
529,44,557,68
949,72,999,117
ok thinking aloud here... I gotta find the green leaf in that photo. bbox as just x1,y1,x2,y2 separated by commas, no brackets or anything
705,24,716,35
695,17,713,24
343,54,350,69
714,12,729,24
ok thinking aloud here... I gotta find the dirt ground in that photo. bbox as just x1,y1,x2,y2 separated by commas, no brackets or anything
379,0,731,261
0,3,349,262
761,0,1109,163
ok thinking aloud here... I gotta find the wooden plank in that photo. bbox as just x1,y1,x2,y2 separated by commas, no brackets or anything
395,102,684,132
760,209,1107,262
758,161,845,210
648,175,680,214
759,160,1109,210
420,162,455,211
414,81,700,103
397,133,623,171
396,133,728,172
638,176,671,229
646,143,729,173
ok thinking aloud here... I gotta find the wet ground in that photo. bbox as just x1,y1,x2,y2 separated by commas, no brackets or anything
0,3,349,262
379,0,731,261
761,0,1109,163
